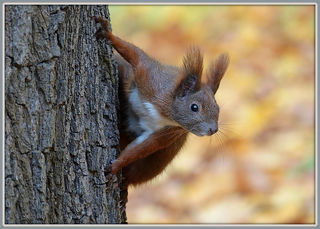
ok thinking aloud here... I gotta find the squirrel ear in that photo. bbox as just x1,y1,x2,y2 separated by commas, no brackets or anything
175,47,203,97
175,74,199,97
207,53,229,94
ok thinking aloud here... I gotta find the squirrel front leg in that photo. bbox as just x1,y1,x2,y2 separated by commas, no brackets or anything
94,16,141,68
111,126,187,174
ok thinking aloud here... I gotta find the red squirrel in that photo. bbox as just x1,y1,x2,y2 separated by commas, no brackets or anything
94,16,229,204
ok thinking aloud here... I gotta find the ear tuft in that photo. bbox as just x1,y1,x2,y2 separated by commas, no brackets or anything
207,53,229,94
182,46,203,83
175,46,203,97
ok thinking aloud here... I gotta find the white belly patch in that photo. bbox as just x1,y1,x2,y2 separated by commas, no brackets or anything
128,88,179,134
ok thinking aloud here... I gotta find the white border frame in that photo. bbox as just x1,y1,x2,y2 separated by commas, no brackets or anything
1,2,318,228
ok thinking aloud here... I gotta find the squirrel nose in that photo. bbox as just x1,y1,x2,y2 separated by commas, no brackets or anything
208,127,218,135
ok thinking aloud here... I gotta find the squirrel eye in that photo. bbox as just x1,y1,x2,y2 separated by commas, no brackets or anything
191,104,199,112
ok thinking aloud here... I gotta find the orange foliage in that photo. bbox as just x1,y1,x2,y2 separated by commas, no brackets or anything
110,5,315,224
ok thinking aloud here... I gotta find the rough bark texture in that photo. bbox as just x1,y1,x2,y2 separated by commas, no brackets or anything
5,5,124,224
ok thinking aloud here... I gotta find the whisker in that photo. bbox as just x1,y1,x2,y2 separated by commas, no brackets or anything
219,124,241,138
203,136,213,157
214,132,227,165
219,122,236,126
218,129,230,140
214,131,224,154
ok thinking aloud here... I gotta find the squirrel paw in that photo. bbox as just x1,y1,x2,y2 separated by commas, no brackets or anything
103,160,115,180
93,16,110,40
110,159,124,174
104,159,123,175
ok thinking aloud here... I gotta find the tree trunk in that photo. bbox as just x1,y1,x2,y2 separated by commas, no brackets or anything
5,5,124,224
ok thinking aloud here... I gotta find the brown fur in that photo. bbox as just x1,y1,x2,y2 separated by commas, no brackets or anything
94,16,140,67
123,132,188,185
207,53,230,94
94,17,229,188
111,126,187,174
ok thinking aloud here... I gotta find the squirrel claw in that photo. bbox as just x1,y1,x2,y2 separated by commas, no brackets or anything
104,165,111,173
93,16,109,29
92,16,99,22
111,159,123,174
104,160,114,175
93,16,110,40
93,16,103,23
94,28,105,40
93,16,104,24
104,159,121,175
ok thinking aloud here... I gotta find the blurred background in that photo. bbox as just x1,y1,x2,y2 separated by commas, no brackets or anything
109,5,315,224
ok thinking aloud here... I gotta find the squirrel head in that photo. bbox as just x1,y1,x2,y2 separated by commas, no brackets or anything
171,47,229,136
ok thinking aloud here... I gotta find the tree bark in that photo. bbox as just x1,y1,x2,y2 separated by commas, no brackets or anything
5,5,124,224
